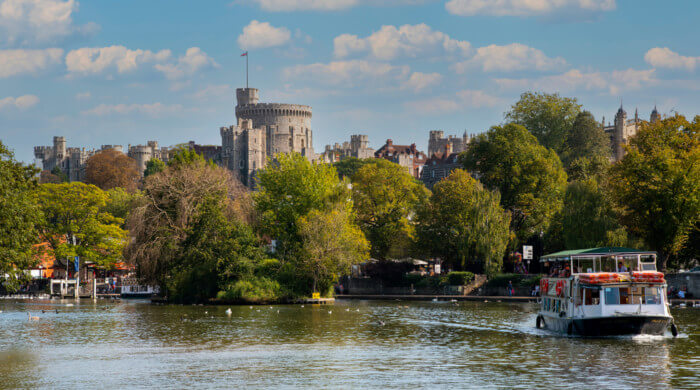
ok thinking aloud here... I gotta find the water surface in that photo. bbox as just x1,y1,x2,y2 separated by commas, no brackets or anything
0,298,697,389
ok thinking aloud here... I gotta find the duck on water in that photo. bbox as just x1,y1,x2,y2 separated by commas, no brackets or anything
535,247,678,337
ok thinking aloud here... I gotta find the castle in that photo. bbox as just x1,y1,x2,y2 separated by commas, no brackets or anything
427,130,472,156
321,134,375,163
603,105,660,161
219,87,315,186
34,137,168,180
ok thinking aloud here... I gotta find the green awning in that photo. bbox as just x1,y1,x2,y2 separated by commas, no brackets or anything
540,247,656,262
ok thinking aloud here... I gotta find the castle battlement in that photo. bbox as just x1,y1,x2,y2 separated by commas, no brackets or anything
236,103,312,118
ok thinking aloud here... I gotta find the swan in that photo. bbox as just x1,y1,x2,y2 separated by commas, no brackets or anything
27,312,40,321
225,308,232,315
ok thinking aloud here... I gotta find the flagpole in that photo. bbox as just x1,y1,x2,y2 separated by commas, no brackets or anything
246,52,249,89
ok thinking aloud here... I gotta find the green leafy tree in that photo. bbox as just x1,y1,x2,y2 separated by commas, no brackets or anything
351,158,430,260
167,148,213,169
333,157,371,179
0,141,41,291
254,153,348,261
126,161,259,302
37,182,127,268
416,169,510,276
561,111,611,180
545,179,631,253
609,114,700,270
505,91,582,154
299,207,370,294
460,123,567,243
144,158,166,177
50,166,68,182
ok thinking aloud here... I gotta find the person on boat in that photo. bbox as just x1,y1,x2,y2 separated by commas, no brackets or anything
618,262,628,272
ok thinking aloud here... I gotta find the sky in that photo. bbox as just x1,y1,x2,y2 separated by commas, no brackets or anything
1,0,699,163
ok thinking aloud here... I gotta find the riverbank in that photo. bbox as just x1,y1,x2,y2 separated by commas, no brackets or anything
336,294,537,302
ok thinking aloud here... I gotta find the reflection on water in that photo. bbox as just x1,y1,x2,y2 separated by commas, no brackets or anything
0,299,697,389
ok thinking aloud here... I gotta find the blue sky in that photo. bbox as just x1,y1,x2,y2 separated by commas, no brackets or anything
1,0,699,163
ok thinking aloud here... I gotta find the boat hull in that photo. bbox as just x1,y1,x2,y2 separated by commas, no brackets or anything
540,314,671,336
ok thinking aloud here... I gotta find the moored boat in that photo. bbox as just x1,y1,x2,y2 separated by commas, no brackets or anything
536,247,678,337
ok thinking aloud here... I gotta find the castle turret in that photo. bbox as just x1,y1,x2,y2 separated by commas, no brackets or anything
613,105,627,161
53,136,66,159
236,88,259,107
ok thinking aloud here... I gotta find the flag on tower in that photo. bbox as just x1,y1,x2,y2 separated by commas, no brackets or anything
241,51,248,57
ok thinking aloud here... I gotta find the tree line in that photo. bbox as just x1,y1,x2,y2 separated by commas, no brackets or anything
1,91,698,300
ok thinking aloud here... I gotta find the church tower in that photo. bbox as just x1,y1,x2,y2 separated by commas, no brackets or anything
613,104,627,161
650,105,660,124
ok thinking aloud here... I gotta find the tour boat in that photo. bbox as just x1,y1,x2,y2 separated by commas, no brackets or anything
120,284,160,299
536,247,678,337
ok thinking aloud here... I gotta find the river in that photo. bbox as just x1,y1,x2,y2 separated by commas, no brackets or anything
0,298,697,389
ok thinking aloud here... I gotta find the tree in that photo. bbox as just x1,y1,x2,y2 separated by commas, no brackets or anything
37,182,127,269
50,166,68,182
0,141,41,291
351,158,430,260
167,148,212,169
416,169,510,276
609,114,700,270
333,157,371,179
561,111,611,180
460,123,568,243
144,158,165,177
505,91,582,154
39,170,62,184
299,207,369,294
126,161,259,302
545,179,631,253
254,153,348,260
85,149,140,192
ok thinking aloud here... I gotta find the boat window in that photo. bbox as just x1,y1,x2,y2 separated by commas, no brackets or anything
604,287,620,305
600,257,615,272
640,255,656,271
641,263,656,271
575,258,594,273
643,287,661,305
584,287,600,305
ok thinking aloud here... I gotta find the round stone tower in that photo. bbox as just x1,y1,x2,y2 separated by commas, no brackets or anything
234,87,313,157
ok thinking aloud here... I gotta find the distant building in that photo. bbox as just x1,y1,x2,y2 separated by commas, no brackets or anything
321,134,375,163
420,143,462,189
427,130,471,156
128,141,169,174
34,137,169,180
374,139,427,178
603,105,660,161
220,87,315,187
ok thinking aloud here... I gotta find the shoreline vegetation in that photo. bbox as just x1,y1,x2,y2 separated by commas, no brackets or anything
1,92,698,304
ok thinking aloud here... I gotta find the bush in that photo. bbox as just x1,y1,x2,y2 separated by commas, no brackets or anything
402,273,423,287
486,273,542,288
255,258,281,278
447,271,475,285
217,277,282,303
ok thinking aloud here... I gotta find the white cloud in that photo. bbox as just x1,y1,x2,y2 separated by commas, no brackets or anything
81,102,184,117
402,72,442,91
154,47,218,80
65,46,171,75
65,46,217,80
495,68,656,95
75,91,90,100
0,0,98,45
404,89,501,115
334,23,471,60
644,47,698,71
238,20,291,49
453,43,566,73
445,0,615,17
0,94,39,110
283,60,410,87
0,48,63,78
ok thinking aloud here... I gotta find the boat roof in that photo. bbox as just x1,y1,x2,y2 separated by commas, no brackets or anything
541,247,656,262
